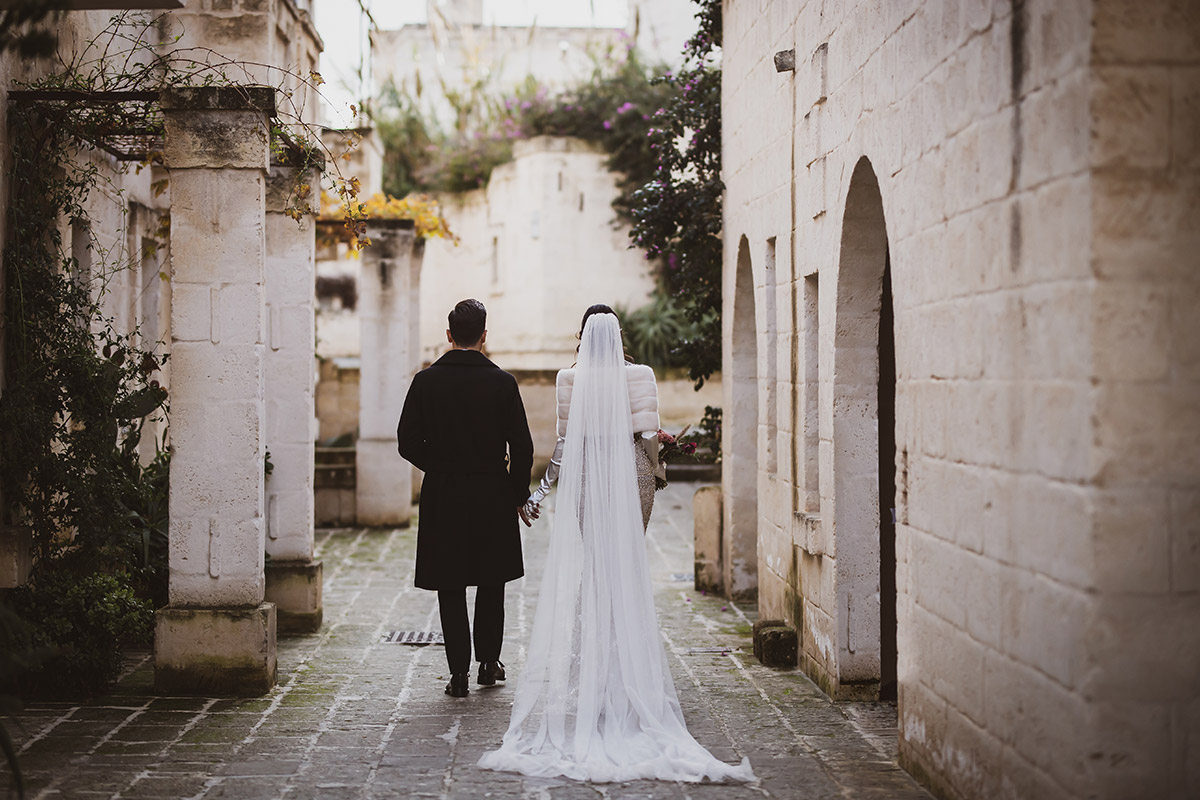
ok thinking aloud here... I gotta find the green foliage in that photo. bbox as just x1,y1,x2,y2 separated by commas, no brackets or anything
629,0,723,388
6,570,153,698
506,51,675,222
422,135,515,194
120,449,170,609
615,294,695,370
0,25,186,703
376,84,438,198
375,77,513,195
680,405,722,463
0,110,169,575
374,47,673,226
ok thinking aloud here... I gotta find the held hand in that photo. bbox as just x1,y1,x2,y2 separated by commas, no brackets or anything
518,504,535,527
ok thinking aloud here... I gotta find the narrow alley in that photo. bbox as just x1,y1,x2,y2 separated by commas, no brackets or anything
8,484,929,800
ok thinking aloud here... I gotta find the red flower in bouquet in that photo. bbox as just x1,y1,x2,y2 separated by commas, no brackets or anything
655,426,699,490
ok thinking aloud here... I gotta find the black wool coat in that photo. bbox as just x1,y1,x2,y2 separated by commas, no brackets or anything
397,348,534,590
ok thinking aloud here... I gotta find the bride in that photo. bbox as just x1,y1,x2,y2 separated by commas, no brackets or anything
477,306,755,783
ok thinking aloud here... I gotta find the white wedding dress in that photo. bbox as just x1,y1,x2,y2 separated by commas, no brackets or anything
477,314,755,783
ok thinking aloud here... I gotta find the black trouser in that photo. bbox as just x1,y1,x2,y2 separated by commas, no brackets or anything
437,585,505,675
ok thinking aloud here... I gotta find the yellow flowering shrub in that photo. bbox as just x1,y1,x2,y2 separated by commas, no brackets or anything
320,190,457,249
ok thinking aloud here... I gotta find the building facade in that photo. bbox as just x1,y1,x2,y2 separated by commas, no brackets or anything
720,1,1198,798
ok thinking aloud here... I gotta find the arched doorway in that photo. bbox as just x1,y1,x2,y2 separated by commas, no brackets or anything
832,157,896,698
726,235,758,600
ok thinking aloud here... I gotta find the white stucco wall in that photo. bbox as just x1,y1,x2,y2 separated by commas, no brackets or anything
419,136,657,370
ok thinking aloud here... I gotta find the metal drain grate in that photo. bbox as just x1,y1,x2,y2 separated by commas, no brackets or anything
685,646,738,655
381,630,444,645
670,573,694,582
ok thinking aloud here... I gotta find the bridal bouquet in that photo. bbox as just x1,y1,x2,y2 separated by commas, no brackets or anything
655,426,698,490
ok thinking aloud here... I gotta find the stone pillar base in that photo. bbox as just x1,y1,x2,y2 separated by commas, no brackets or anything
0,525,32,589
155,603,277,696
265,559,323,634
692,487,723,594
752,619,798,668
356,438,412,526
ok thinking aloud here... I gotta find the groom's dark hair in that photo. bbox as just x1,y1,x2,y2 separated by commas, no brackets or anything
449,298,486,347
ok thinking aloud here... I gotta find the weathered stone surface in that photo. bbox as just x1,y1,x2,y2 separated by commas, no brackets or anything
0,524,31,588
722,3,1200,798
10,485,930,800
752,619,798,668
264,559,323,634
160,86,275,171
264,162,318,601
356,221,422,526
154,603,277,696
693,485,723,593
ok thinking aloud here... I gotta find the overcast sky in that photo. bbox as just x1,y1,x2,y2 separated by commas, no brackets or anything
313,0,629,125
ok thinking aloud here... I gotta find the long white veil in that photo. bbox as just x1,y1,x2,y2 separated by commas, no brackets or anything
478,314,754,783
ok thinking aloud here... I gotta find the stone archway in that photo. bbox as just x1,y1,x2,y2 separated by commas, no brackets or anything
831,156,894,697
725,235,759,600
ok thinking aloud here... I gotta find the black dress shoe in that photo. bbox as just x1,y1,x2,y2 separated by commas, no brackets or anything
445,673,469,697
478,660,506,686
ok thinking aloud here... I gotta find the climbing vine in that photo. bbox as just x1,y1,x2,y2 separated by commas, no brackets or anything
0,104,164,695
629,0,723,387
0,11,367,697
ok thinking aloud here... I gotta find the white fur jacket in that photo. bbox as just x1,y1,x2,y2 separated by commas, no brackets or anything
554,363,660,438
528,363,661,505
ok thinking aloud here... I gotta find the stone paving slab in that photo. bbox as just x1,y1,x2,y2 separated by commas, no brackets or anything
2,484,931,800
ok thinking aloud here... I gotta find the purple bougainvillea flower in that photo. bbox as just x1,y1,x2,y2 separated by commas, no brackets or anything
603,119,613,130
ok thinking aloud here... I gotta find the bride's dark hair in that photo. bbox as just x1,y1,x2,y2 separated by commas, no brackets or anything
578,303,617,339
577,303,632,360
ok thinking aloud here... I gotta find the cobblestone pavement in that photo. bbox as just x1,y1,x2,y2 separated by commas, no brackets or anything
5,483,932,800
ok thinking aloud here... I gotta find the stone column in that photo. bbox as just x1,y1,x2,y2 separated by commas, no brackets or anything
263,158,323,633
356,219,421,526
155,86,277,696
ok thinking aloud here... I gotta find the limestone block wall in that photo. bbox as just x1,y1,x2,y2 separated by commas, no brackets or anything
264,165,317,562
418,136,657,371
315,358,360,442
721,1,1198,798
162,87,274,608
164,0,323,125
1083,2,1200,795
356,220,422,526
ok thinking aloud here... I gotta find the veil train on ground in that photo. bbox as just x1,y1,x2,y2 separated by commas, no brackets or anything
478,313,755,783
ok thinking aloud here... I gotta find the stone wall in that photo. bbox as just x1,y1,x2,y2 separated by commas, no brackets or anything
721,1,1198,798
1084,2,1200,796
164,0,323,125
315,358,360,441
418,136,659,370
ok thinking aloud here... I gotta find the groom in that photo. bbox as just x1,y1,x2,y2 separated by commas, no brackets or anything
397,298,535,698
